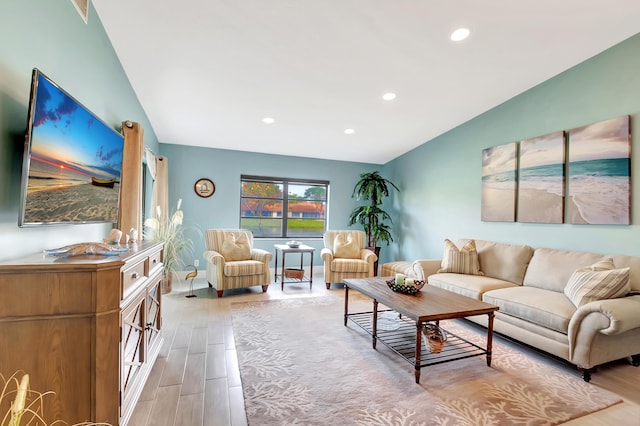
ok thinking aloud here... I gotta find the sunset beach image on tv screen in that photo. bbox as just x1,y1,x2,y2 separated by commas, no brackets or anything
20,71,124,226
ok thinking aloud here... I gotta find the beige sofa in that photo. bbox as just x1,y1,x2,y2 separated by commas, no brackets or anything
410,239,640,381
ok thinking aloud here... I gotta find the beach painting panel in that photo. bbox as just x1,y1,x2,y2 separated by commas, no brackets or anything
567,115,631,225
482,142,517,222
517,131,565,223
22,74,124,224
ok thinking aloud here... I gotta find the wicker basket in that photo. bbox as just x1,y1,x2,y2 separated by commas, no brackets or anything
386,278,426,295
422,323,447,353
284,268,304,279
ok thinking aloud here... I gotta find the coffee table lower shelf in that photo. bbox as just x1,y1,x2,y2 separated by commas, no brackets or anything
347,311,488,369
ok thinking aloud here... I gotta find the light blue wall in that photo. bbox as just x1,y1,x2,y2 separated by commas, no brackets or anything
4,1,637,269
0,1,158,261
384,32,640,260
158,143,378,268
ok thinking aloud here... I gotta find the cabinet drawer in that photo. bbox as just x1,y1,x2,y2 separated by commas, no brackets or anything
122,260,147,300
148,250,162,275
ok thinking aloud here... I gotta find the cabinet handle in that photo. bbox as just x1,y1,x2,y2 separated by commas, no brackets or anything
145,322,153,330
131,272,140,280
152,258,157,264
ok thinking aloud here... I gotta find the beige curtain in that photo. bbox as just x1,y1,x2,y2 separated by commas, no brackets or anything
153,156,169,228
118,121,144,243
145,147,157,181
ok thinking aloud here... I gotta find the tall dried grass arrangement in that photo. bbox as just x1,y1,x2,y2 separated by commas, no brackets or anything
1,371,111,426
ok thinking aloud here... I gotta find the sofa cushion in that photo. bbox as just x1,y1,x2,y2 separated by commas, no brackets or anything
429,273,518,300
220,232,251,261
564,266,630,307
483,287,576,334
523,248,604,292
333,233,360,259
437,239,483,275
459,239,534,285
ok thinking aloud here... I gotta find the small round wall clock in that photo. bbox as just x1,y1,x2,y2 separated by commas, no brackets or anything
194,178,215,198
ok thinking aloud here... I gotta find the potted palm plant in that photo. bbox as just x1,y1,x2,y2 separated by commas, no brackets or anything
348,171,399,274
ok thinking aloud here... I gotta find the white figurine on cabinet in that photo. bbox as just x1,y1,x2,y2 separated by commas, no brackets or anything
129,228,139,243
104,228,122,244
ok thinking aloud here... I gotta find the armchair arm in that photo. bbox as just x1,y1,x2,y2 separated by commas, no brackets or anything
360,248,378,264
203,249,225,266
203,249,225,287
568,295,640,360
321,248,334,282
413,259,442,281
251,248,273,264
321,248,334,263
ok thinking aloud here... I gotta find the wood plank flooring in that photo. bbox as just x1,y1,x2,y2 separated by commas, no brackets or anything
129,271,640,425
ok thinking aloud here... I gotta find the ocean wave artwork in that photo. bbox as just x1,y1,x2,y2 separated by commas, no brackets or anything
481,142,517,222
567,116,630,225
517,131,565,224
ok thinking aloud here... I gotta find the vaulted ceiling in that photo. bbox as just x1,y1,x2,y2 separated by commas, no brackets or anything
93,1,640,164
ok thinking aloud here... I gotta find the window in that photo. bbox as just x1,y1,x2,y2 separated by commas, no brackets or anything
240,175,328,238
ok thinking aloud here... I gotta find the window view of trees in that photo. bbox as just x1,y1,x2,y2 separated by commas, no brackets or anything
240,176,328,238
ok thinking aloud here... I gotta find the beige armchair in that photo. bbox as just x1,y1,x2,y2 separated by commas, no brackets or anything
203,229,272,297
321,230,377,289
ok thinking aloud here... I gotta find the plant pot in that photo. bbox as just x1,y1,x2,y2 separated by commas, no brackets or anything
367,246,381,276
161,272,173,294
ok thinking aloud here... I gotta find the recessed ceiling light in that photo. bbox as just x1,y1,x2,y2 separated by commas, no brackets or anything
344,128,355,134
262,117,275,124
382,92,396,101
450,27,470,42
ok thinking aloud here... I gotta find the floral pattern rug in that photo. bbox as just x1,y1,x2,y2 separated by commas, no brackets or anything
230,297,622,425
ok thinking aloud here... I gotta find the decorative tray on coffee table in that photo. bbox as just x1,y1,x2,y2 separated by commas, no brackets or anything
386,279,425,295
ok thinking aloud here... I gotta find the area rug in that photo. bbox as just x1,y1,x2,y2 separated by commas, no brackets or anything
230,297,622,425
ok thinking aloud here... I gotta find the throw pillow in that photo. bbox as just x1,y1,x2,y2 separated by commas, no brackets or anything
333,233,360,259
589,257,615,271
564,263,630,308
437,239,483,275
220,232,251,261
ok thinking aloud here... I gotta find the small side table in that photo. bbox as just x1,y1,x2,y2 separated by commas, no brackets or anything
274,244,315,290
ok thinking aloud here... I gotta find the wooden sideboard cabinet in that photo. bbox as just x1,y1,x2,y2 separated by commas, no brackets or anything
0,241,164,426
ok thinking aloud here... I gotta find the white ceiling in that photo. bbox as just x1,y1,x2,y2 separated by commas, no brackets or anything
93,1,640,164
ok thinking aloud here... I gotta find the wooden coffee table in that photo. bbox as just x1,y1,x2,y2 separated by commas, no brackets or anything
343,277,499,383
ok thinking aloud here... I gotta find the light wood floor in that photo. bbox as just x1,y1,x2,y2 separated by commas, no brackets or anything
129,272,640,426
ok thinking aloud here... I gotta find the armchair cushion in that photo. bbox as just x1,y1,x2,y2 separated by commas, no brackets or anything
220,232,251,261
333,232,360,259
331,258,370,273
224,260,267,277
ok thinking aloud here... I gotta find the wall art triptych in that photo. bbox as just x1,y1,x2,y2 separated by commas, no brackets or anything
481,115,631,225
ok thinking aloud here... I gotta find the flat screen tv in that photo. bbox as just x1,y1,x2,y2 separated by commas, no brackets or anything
18,69,124,227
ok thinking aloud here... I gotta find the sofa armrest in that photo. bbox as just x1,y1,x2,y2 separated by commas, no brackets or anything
413,259,441,281
251,248,273,264
570,295,640,336
568,295,640,362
